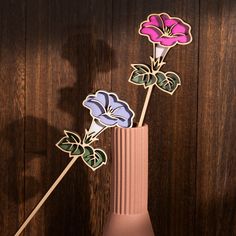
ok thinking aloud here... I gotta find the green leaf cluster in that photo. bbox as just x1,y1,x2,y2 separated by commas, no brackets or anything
129,61,181,95
56,131,107,171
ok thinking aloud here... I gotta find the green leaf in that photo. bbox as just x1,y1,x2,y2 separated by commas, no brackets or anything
83,146,94,157
132,64,150,73
155,71,181,95
82,146,107,171
129,64,156,88
56,130,84,157
144,74,157,88
71,145,84,155
65,131,81,143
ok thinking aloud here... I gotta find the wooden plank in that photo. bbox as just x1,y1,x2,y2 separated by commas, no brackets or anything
0,1,26,235
87,1,112,235
25,0,90,234
25,1,51,234
25,0,112,235
197,0,236,235
112,1,199,235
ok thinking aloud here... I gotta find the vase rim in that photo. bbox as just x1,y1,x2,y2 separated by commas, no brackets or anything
114,123,148,130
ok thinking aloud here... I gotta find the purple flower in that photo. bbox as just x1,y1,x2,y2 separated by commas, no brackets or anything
83,90,134,128
139,13,192,47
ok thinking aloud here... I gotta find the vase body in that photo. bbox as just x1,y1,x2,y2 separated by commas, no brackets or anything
103,124,154,236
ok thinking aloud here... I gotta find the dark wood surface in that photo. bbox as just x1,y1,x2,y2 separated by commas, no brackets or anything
0,1,26,235
0,0,236,235
197,0,236,235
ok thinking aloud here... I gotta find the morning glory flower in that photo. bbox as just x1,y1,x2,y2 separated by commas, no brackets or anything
83,90,134,141
83,90,134,128
139,13,192,47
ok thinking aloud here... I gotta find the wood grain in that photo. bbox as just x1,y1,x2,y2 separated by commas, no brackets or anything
146,3,199,236
196,0,236,235
1,0,236,235
112,1,199,235
0,1,26,235
25,0,93,235
24,0,112,235
87,1,112,235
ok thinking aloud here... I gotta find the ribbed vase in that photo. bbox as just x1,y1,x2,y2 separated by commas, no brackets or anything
103,124,154,236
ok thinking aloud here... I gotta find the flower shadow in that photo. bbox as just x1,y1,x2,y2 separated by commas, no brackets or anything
0,116,91,236
59,31,116,132
58,30,116,235
0,31,115,235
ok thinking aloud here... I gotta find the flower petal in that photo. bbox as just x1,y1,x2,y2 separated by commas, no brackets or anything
83,99,106,117
98,114,117,126
160,13,179,27
116,114,133,128
174,34,192,44
112,106,133,120
108,94,132,112
158,36,179,46
140,27,163,42
108,94,134,128
117,119,132,128
96,91,109,108
171,22,190,35
143,15,164,28
107,94,119,109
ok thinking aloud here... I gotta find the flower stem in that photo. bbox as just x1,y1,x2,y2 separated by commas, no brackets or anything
138,85,154,127
84,119,105,143
14,155,80,236
138,44,169,127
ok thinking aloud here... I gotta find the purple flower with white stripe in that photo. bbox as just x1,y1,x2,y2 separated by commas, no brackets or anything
83,90,134,129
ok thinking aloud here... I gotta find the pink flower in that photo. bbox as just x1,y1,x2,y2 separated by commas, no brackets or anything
139,13,192,47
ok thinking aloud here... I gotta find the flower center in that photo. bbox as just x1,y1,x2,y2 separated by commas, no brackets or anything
107,110,112,116
107,106,114,117
163,27,173,37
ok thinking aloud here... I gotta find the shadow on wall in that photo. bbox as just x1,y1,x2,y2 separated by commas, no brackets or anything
60,32,115,129
0,30,114,236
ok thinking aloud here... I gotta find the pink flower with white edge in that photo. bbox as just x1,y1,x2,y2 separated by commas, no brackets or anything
139,13,192,47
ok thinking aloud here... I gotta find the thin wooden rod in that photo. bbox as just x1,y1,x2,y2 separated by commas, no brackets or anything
138,44,169,127
138,43,156,127
14,155,79,236
138,85,154,127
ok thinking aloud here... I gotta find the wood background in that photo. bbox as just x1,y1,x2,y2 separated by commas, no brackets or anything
0,0,236,235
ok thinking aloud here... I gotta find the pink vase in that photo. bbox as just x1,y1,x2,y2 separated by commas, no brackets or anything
103,124,155,236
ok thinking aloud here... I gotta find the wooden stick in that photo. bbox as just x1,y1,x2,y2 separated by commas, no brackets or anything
138,43,157,127
15,155,80,236
138,44,169,127
138,85,154,127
